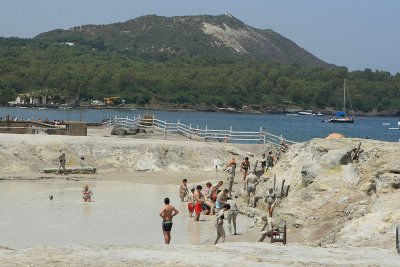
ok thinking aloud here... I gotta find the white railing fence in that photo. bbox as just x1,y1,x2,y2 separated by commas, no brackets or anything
102,115,297,146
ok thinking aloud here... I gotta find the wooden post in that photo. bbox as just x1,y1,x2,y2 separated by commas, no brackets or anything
260,126,263,144
205,125,208,142
164,120,167,140
253,160,258,174
280,179,285,199
285,185,290,197
177,119,180,134
189,123,192,139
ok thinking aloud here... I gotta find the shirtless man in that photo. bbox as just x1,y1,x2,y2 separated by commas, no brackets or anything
159,197,179,244
179,179,189,202
193,185,205,221
245,172,259,207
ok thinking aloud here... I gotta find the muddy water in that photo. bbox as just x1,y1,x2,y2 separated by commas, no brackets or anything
0,181,250,249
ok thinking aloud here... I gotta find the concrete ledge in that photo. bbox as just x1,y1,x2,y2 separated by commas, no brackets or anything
41,167,96,174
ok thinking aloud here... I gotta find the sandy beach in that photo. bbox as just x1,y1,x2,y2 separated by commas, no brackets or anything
0,127,399,265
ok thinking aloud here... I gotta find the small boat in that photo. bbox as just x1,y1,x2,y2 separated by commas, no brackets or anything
298,111,313,116
18,106,28,109
316,112,324,116
388,127,399,130
329,79,354,123
286,113,299,117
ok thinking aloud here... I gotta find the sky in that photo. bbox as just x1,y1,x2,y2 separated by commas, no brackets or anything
0,0,399,74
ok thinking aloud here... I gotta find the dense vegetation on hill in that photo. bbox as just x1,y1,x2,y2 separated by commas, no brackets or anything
0,15,399,114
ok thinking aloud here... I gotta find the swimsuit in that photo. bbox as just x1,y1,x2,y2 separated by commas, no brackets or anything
162,220,173,231
194,203,203,214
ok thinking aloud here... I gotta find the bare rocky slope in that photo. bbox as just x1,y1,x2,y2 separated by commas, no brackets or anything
253,138,400,249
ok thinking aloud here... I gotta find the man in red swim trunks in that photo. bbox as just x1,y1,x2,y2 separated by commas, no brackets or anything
193,185,205,221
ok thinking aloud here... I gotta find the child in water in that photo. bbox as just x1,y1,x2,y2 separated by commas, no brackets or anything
82,184,93,202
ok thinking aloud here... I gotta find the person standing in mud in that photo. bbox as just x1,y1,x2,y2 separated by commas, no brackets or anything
159,197,179,244
193,185,205,221
214,204,231,245
226,197,239,235
56,148,66,175
179,179,189,202
82,184,93,202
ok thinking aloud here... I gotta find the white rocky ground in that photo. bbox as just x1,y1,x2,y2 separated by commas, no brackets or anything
0,128,399,265
0,243,399,266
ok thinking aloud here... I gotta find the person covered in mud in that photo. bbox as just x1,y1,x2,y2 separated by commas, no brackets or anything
215,189,229,214
159,197,179,244
82,184,93,202
56,148,66,175
224,158,236,197
258,204,277,242
179,179,189,202
226,197,239,235
214,204,231,245
245,172,259,207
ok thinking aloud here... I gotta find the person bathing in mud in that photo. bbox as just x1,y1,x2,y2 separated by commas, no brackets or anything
214,204,231,245
159,197,179,244
179,179,189,202
56,148,66,175
240,157,250,186
187,187,196,217
193,185,205,221
82,184,93,202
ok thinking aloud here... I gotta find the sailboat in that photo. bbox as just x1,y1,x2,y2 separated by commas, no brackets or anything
328,79,354,123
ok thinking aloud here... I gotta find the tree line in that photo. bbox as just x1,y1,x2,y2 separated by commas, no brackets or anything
0,37,399,113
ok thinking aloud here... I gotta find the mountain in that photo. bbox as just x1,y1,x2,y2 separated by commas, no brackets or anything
35,14,329,67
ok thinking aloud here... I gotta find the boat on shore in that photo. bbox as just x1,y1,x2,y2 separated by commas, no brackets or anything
329,79,354,123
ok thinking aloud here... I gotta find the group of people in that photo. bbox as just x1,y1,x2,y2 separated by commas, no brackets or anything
177,178,239,245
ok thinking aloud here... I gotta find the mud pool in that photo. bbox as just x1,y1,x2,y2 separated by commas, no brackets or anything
0,181,250,249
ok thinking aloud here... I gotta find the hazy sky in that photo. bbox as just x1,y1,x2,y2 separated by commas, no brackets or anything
0,0,399,73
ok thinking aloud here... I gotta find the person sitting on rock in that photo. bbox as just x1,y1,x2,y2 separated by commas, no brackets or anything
258,204,277,242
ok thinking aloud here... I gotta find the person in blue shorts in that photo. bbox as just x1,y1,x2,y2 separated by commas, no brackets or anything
159,197,179,244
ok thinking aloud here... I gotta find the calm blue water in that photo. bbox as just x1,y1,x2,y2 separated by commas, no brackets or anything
1,107,399,142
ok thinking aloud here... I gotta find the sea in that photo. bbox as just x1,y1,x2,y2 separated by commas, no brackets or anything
1,107,399,142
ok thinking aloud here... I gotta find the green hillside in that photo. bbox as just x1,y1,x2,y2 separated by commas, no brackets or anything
0,14,399,114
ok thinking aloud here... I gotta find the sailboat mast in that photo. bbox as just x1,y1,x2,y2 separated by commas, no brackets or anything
343,79,346,112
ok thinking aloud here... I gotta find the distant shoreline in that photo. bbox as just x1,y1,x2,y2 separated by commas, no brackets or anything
1,104,399,117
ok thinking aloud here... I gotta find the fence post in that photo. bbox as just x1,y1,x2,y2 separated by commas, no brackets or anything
152,115,155,129
264,131,266,144
177,119,180,134
189,123,192,139
260,127,263,144
205,125,208,142
164,120,167,140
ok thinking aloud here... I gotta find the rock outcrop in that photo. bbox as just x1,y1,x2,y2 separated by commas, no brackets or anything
253,138,400,249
